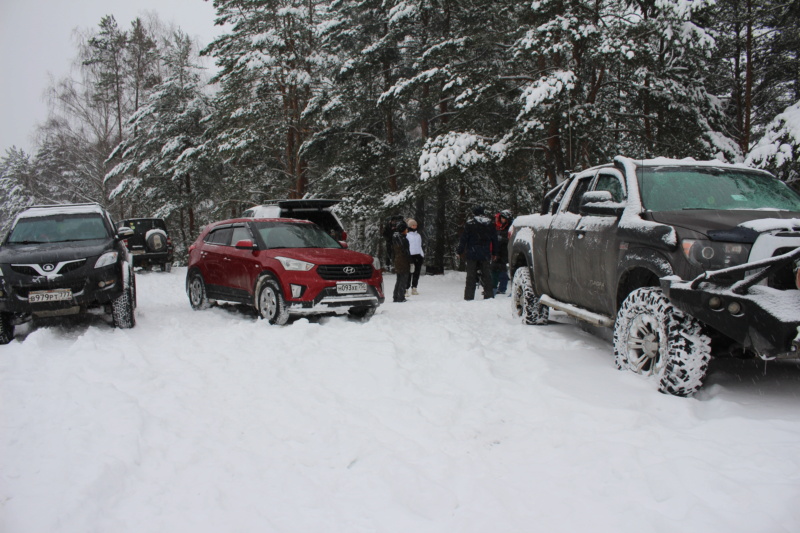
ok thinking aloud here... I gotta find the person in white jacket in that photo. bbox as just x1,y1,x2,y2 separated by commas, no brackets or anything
405,218,425,295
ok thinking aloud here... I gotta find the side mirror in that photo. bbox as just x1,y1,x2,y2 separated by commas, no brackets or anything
117,226,134,238
235,239,257,250
579,191,624,217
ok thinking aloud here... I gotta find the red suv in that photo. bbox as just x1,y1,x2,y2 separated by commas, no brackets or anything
186,218,384,323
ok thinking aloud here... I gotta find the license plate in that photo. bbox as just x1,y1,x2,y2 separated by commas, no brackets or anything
131,250,145,255
29,289,72,303
336,282,367,294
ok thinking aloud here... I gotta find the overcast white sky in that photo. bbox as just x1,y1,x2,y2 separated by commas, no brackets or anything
0,0,222,154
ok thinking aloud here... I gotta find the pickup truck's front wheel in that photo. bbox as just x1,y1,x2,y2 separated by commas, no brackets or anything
511,267,549,325
613,287,711,397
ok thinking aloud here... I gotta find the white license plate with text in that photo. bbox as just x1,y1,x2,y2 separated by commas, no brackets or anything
336,282,367,295
28,289,73,303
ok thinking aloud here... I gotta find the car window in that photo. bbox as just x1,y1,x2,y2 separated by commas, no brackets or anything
565,176,593,214
594,173,625,202
231,225,251,244
205,227,233,245
8,213,109,244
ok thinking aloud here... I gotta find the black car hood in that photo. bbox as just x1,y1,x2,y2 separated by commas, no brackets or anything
0,239,114,264
648,209,800,242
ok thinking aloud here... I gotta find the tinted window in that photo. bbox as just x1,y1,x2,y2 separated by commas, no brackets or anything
252,221,341,249
205,227,233,245
595,173,625,202
231,226,251,244
120,219,167,233
8,213,109,244
637,167,800,212
566,177,593,213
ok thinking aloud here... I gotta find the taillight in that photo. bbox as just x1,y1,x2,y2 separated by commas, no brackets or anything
341,230,348,241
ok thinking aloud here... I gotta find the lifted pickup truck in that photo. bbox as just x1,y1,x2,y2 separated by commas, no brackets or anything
508,156,800,396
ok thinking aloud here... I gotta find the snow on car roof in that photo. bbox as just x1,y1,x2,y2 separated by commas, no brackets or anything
17,203,105,219
616,155,770,173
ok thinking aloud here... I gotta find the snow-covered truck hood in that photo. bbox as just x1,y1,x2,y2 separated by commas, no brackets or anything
648,209,800,241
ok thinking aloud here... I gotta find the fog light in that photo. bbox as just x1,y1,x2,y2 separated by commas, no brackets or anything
727,301,743,316
708,296,723,310
290,284,303,298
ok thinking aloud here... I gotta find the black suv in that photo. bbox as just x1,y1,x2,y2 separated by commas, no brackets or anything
0,203,136,344
118,218,174,271
242,200,347,242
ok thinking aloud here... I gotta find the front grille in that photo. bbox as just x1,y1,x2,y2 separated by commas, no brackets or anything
10,259,87,277
317,264,373,280
11,265,38,276
59,260,87,274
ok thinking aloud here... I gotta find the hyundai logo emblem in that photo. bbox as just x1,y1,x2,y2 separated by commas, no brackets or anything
343,266,356,275
42,263,56,272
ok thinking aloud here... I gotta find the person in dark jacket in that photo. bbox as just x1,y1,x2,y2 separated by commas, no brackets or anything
491,210,512,295
456,205,498,300
383,215,404,271
392,220,411,302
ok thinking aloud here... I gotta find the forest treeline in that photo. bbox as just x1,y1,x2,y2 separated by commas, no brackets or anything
1,0,799,268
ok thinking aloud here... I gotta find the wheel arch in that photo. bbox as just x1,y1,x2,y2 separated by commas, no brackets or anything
615,249,674,313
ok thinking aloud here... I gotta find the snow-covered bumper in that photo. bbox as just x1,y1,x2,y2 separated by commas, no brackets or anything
0,262,125,318
286,284,384,315
662,247,800,360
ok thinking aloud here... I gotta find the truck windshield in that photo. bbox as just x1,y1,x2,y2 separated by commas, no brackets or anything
637,167,800,212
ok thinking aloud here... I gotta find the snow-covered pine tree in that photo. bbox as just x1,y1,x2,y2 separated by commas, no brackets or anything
106,31,217,256
204,0,335,204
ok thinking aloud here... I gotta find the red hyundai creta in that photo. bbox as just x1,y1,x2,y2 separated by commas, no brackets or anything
186,218,384,323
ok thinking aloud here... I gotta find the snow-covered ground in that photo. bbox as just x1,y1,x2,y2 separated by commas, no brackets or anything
2,267,799,532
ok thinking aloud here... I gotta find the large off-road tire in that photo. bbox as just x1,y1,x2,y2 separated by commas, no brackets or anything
256,278,290,325
0,312,15,344
111,286,136,329
511,267,549,325
187,271,210,310
613,287,711,397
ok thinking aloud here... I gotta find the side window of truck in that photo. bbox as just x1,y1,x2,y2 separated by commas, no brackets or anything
565,177,593,213
594,173,625,202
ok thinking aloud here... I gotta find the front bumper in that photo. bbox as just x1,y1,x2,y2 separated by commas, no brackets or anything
662,247,800,359
0,263,125,317
287,285,385,315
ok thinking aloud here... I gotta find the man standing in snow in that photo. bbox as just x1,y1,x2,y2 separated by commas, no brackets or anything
392,220,411,302
457,205,498,300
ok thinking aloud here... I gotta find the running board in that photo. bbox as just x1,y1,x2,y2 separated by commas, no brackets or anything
539,295,615,328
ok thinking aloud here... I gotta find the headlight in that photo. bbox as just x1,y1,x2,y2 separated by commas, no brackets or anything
372,256,381,270
275,256,314,271
681,239,751,270
95,251,118,269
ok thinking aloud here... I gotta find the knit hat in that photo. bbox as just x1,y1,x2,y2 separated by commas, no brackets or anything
395,221,408,233
407,218,417,227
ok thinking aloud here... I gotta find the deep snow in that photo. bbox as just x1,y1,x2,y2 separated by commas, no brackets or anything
2,268,800,532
